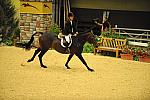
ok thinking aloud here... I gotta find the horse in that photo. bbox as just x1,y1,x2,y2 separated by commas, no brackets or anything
25,28,98,72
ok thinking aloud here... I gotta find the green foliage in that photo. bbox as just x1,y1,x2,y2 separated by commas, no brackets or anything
96,37,101,42
102,32,126,39
3,38,13,46
122,46,149,61
49,23,61,35
148,42,150,48
112,34,126,39
101,28,127,39
83,42,94,53
13,27,20,38
0,0,20,45
101,31,110,37
133,56,139,61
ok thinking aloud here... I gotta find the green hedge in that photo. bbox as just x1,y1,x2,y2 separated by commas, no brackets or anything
83,42,94,53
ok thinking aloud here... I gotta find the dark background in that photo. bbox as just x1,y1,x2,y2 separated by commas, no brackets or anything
69,0,150,32
71,8,150,32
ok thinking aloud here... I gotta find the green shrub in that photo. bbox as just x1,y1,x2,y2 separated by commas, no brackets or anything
96,37,101,42
102,32,126,39
49,23,61,35
0,0,19,42
101,28,127,39
4,39,13,46
83,42,94,53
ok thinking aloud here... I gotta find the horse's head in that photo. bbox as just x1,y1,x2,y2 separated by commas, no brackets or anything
85,32,98,48
93,18,103,27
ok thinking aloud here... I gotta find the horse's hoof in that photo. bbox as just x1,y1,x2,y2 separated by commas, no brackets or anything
88,68,95,72
27,59,33,62
65,64,71,69
41,65,47,68
67,67,71,69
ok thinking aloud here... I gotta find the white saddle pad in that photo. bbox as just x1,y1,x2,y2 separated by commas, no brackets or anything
60,34,72,48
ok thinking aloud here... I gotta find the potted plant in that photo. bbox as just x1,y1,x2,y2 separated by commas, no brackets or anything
136,48,150,63
120,46,134,60
121,46,150,62
101,28,126,39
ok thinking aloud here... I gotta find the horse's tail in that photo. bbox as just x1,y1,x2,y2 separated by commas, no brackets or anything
25,31,43,50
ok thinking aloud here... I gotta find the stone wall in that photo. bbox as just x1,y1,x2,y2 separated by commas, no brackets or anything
20,0,52,47
20,14,52,41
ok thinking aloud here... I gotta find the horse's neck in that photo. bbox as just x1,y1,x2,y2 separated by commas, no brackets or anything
78,33,89,42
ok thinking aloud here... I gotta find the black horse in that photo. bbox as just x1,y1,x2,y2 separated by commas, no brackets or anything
25,28,98,72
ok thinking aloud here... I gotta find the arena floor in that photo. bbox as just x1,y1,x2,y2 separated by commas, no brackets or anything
0,46,150,100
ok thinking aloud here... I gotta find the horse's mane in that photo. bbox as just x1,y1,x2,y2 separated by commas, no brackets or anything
77,25,96,39
80,26,96,34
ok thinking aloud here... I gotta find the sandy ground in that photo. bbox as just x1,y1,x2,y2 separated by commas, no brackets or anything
0,46,150,100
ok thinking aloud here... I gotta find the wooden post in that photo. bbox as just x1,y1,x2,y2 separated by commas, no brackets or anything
94,48,97,55
116,48,119,58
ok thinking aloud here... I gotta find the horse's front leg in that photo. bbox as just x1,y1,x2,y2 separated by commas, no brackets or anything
65,54,74,69
38,49,49,68
76,54,94,72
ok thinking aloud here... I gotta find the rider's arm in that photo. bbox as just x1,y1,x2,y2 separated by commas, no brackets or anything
64,21,72,35
74,20,78,33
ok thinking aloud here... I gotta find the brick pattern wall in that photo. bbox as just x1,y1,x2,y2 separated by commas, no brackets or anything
20,14,52,41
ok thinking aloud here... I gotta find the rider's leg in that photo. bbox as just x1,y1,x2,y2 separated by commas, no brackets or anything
63,37,70,53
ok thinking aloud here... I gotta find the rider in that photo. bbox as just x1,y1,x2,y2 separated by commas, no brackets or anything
102,17,110,32
62,12,78,52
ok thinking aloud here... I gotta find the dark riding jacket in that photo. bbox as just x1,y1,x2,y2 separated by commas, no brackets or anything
63,20,78,35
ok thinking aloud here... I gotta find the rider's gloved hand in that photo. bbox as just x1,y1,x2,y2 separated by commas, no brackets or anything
74,34,77,36
74,32,78,36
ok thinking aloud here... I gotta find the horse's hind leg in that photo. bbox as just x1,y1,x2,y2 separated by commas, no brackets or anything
38,49,49,68
65,54,74,69
28,48,41,62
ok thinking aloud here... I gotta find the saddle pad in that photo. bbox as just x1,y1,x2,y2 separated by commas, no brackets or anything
60,34,72,48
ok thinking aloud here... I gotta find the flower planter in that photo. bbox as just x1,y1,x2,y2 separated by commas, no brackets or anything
120,54,133,60
139,57,150,63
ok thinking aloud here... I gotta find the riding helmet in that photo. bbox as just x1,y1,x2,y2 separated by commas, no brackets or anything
68,12,74,17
